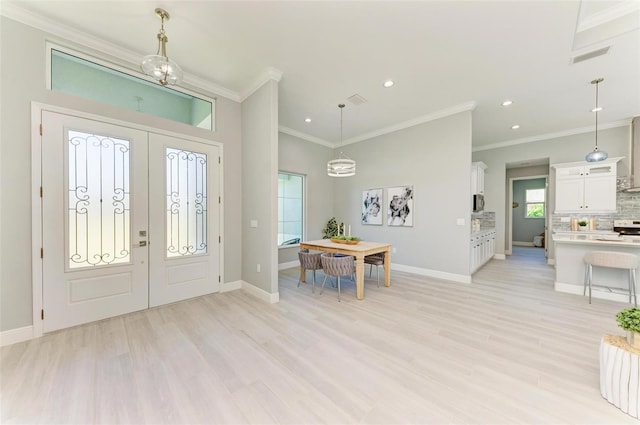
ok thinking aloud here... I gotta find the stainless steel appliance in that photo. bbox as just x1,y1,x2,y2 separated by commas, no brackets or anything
613,220,640,236
472,194,484,212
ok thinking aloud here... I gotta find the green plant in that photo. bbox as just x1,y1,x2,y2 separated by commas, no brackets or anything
577,220,588,227
616,307,640,333
322,217,339,239
332,234,347,240
345,236,360,241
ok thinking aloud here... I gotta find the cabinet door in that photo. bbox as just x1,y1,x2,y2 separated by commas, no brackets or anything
584,175,616,211
477,167,484,194
555,177,585,212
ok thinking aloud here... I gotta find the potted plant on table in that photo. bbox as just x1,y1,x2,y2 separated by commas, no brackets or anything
615,307,640,349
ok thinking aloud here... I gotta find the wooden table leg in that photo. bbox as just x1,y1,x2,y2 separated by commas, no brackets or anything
300,266,306,283
355,256,365,300
384,248,391,287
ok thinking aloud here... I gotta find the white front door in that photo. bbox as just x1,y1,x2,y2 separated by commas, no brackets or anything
41,111,221,332
148,132,220,307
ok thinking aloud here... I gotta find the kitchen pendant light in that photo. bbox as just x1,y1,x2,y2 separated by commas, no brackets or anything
141,8,184,86
585,77,608,162
327,104,356,177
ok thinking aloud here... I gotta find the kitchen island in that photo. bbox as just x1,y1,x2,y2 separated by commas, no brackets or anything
553,232,640,302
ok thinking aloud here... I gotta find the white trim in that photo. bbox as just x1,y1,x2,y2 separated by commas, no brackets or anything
343,101,477,146
220,280,242,293
0,2,241,102
473,120,631,152
241,281,280,303
554,281,631,303
513,241,535,247
279,126,334,147
278,261,299,271
548,258,556,266
391,263,471,284
576,2,640,33
0,326,34,347
493,254,506,260
240,67,283,102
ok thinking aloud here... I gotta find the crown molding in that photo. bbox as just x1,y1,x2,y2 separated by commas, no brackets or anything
240,67,283,102
0,1,242,102
342,101,477,146
473,119,632,152
278,126,334,148
577,2,640,33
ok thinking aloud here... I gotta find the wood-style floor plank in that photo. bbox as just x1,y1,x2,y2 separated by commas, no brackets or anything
1,246,638,424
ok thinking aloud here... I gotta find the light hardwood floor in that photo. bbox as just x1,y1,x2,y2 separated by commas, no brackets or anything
2,250,637,424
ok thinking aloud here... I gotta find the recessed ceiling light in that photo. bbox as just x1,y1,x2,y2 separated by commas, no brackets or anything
591,107,603,112
511,124,520,130
502,100,513,106
383,80,394,88
304,118,312,123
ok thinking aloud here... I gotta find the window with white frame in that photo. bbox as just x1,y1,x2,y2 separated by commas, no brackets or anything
525,188,545,218
278,172,304,246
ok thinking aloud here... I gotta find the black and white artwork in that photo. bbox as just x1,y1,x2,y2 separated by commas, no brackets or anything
387,185,413,226
361,189,383,225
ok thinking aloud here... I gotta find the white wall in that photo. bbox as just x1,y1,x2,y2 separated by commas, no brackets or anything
0,16,243,332
241,80,279,294
473,124,631,260
332,111,473,280
278,132,335,265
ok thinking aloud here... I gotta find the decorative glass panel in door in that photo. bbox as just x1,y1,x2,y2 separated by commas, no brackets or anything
67,131,131,268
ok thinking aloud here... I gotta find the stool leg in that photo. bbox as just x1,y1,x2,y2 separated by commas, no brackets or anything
631,269,637,307
583,264,588,296
588,264,593,304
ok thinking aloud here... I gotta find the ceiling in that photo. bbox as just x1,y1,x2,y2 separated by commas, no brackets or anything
2,1,639,149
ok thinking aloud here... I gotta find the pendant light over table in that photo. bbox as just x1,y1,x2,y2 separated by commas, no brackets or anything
585,77,608,162
327,104,356,177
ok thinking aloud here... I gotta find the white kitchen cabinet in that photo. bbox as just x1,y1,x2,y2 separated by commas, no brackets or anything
471,162,487,195
470,228,495,273
553,159,621,213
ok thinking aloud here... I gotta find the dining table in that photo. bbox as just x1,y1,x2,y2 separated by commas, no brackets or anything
299,239,391,300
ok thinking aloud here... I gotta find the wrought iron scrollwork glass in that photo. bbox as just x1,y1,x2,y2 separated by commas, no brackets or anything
166,148,208,257
68,130,131,268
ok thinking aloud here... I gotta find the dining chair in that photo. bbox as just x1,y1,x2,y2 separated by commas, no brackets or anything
298,249,323,293
364,252,385,288
320,252,355,302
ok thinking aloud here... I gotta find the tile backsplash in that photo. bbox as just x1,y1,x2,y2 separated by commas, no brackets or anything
552,191,640,231
472,211,495,228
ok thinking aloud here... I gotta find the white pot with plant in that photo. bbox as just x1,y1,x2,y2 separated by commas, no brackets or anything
616,307,640,349
578,220,588,231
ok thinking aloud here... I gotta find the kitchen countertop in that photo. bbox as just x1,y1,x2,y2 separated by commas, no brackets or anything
471,228,495,236
552,233,640,247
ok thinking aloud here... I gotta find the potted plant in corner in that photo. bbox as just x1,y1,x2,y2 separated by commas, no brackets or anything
616,307,640,349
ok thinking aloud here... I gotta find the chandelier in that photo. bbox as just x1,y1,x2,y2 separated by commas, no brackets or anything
327,104,356,177
141,8,184,86
585,77,608,162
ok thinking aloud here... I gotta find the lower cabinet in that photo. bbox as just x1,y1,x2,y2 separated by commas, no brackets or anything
470,229,496,273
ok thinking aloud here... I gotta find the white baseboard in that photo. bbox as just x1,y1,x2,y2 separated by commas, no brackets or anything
493,254,506,260
278,260,299,271
241,280,279,303
554,281,630,303
513,241,534,247
391,263,471,284
221,280,242,293
547,258,556,266
0,325,34,347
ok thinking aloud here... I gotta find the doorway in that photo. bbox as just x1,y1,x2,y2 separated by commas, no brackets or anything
37,108,222,332
507,175,548,261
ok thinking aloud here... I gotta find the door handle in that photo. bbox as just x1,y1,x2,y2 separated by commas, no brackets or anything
133,241,147,247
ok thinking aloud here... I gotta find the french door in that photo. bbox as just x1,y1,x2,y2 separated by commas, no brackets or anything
41,111,220,332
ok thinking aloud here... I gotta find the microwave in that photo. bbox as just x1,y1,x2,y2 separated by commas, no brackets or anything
473,194,485,212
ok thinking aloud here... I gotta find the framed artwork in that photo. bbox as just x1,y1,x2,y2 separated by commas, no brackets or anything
387,185,413,226
361,189,383,225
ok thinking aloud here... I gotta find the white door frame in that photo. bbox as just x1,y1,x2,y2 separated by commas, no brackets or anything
31,102,224,338
506,174,548,257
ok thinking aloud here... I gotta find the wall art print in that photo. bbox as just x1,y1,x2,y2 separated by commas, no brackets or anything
387,185,413,227
361,188,383,225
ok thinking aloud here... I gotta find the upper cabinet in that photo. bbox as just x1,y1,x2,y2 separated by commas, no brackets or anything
552,158,622,213
471,162,487,195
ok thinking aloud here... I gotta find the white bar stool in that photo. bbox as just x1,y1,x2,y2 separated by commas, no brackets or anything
583,251,638,306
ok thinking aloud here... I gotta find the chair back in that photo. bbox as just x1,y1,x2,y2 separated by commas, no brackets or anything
299,251,322,270
321,253,355,277
364,252,385,265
